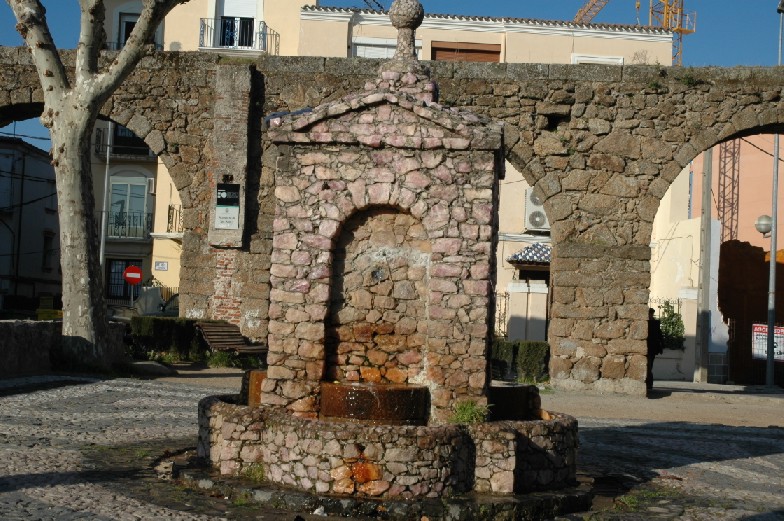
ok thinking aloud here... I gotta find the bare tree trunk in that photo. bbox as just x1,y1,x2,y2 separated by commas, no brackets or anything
49,102,107,365
6,0,189,368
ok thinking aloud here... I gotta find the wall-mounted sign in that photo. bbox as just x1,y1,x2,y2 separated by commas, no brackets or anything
154,261,169,271
215,183,241,230
752,324,784,362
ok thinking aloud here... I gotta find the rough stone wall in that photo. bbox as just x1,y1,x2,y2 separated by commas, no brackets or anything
0,320,127,376
326,209,430,384
261,86,502,422
198,396,577,498
7,50,784,392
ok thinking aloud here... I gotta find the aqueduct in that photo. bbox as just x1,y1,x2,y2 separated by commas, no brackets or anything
2,46,784,394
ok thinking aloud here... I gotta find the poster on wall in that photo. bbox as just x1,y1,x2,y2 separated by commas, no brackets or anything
215,183,240,230
751,324,784,362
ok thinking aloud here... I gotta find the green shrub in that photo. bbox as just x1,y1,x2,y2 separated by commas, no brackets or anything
129,316,204,361
490,338,550,383
206,350,263,369
449,400,489,425
516,341,549,383
659,300,685,350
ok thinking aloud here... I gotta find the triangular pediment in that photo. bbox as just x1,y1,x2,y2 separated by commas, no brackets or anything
267,89,502,151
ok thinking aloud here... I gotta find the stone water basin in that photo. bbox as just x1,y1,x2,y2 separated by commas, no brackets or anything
320,381,430,425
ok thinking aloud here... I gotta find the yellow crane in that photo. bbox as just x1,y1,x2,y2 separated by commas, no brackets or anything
573,0,696,65
574,0,611,24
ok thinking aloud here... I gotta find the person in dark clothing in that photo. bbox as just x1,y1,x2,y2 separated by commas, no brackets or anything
647,307,664,392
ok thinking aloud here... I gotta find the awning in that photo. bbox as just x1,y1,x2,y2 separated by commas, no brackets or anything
507,242,551,266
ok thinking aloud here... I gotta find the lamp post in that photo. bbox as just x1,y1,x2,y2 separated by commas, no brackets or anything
756,214,776,387
765,0,784,388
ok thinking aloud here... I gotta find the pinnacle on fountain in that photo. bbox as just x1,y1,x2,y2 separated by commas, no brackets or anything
377,0,435,101
389,0,424,62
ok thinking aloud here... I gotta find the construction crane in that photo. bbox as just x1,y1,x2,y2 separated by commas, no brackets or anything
648,1,696,66
573,1,696,66
718,140,742,243
574,0,611,24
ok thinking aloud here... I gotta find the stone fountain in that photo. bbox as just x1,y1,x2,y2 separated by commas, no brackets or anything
198,0,577,501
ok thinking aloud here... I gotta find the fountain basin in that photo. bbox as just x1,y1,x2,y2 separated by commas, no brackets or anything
320,382,429,425
198,395,578,497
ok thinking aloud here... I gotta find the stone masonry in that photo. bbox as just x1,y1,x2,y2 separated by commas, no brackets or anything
198,395,577,498
262,65,503,422
4,46,784,394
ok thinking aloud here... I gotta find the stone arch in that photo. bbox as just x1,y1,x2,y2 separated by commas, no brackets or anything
324,205,431,384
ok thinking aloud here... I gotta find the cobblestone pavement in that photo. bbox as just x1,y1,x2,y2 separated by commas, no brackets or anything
0,375,327,521
561,418,784,520
1,374,783,520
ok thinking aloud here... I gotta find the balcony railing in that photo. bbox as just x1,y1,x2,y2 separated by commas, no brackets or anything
103,41,163,51
99,211,153,239
199,18,280,55
167,204,183,234
94,128,156,160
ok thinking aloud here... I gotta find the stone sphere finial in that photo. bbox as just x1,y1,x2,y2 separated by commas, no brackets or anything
389,0,424,61
389,0,424,30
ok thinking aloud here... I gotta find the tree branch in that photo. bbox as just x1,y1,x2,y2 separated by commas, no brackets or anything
76,0,106,81
6,0,69,95
91,0,184,101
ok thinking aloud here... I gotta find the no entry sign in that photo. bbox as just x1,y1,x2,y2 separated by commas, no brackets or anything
122,265,143,286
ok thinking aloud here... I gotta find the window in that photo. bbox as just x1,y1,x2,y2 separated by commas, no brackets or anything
570,54,624,65
41,231,55,271
108,176,150,239
106,259,142,300
352,37,422,59
112,124,149,156
118,13,139,49
44,179,57,212
431,42,501,63
220,17,255,48
0,153,13,209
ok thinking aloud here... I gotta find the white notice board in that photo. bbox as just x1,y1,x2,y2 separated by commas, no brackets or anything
751,324,784,362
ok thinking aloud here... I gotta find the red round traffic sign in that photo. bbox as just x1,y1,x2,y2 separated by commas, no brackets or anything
122,265,143,286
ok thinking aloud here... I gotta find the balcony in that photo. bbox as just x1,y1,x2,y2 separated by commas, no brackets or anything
199,18,280,55
100,211,153,240
167,205,183,234
94,128,156,161
103,42,163,51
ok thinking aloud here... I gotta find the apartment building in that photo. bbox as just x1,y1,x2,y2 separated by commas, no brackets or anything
87,1,185,310
0,137,60,313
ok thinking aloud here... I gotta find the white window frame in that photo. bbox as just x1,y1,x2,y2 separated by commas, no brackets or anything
571,53,624,65
352,37,422,59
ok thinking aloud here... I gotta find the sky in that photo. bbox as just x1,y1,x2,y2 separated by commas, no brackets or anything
2,0,784,145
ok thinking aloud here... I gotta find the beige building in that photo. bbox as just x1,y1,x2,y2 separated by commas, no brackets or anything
95,1,184,309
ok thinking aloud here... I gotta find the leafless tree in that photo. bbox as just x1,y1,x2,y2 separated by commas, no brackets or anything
5,0,187,366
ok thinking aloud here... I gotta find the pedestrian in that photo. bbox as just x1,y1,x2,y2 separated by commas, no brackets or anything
647,307,664,393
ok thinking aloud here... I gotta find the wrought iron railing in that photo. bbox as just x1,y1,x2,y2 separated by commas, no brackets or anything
103,41,163,51
100,211,153,239
167,204,183,234
199,19,280,54
94,128,156,159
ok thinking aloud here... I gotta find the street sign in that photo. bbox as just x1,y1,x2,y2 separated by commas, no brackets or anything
122,265,143,286
751,324,784,362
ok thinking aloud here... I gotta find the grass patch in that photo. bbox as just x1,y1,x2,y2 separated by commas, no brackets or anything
241,463,265,484
449,400,490,425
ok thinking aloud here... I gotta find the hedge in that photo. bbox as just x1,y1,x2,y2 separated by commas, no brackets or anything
129,316,203,359
490,338,550,383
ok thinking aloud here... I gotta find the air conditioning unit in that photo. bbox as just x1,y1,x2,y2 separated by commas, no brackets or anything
525,188,550,232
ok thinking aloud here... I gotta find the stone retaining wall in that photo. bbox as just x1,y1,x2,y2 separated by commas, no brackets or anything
197,395,577,498
0,320,127,376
